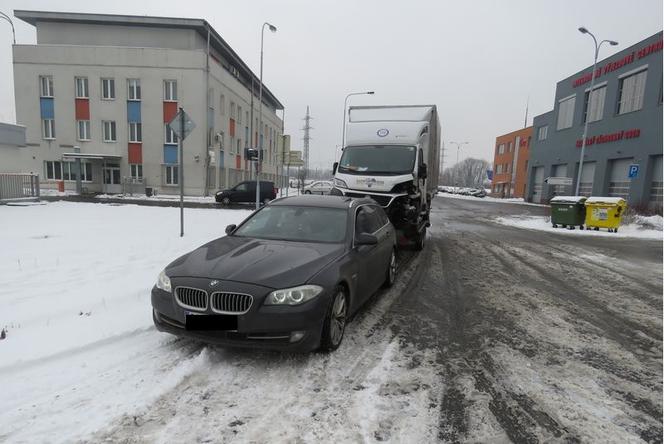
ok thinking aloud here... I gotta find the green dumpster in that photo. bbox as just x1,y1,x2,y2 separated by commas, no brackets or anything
550,195,587,230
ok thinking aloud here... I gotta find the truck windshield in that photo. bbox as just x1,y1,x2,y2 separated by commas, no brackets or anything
338,145,416,175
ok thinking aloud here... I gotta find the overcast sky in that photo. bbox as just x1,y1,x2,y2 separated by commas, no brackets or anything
0,0,661,169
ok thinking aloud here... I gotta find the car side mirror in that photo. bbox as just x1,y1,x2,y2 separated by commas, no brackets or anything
356,233,378,245
225,224,236,235
332,162,338,175
418,163,428,179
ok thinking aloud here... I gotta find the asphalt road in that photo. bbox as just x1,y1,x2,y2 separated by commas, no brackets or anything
91,195,662,443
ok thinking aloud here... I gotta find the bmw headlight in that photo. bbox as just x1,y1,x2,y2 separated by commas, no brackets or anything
156,269,172,292
333,178,348,188
265,285,323,306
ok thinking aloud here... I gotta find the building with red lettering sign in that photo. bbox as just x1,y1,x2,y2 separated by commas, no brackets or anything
526,31,662,210
491,126,532,198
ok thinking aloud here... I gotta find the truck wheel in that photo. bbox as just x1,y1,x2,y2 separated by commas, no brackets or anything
414,228,426,251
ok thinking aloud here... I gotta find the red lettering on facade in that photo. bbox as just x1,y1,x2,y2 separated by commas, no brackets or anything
575,128,640,147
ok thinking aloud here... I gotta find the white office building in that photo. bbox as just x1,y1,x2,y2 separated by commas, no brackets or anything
11,10,285,195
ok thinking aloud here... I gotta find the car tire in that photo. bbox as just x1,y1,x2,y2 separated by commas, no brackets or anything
221,197,231,205
383,249,397,288
414,227,426,251
304,190,311,194
319,286,347,352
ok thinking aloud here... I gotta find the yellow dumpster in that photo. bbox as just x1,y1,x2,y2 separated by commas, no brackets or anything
584,197,627,233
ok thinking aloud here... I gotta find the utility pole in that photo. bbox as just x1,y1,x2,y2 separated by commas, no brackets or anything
179,108,185,237
302,106,313,185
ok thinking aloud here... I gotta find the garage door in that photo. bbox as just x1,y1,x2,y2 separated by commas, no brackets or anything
579,162,596,197
650,155,663,205
608,158,634,199
532,166,544,203
551,164,569,196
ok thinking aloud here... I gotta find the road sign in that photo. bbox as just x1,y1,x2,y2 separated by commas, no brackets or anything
628,164,639,179
167,109,196,140
545,176,573,186
486,169,493,181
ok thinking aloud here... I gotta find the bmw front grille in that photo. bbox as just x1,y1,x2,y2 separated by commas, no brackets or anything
211,292,253,315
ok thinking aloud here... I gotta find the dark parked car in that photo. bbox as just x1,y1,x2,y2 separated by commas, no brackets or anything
152,195,397,352
215,180,277,205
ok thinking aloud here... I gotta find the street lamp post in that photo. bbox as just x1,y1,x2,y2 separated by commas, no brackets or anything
338,91,374,163
575,27,618,196
0,12,16,45
449,141,468,187
257,21,277,210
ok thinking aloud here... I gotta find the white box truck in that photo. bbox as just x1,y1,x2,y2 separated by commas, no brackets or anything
332,105,440,249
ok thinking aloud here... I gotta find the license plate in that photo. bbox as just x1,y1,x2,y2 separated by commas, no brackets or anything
185,314,238,331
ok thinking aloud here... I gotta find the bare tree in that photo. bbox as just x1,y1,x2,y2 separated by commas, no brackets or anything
440,158,492,188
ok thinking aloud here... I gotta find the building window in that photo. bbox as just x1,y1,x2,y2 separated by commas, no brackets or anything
62,162,78,181
102,120,117,142
496,164,503,174
237,139,241,155
497,144,505,155
77,120,91,141
45,161,62,179
220,94,225,115
165,125,178,144
583,85,606,123
230,102,236,120
130,164,143,180
101,78,115,100
81,162,92,181
165,165,179,185
556,95,576,130
617,69,647,115
237,106,242,124
537,125,548,141
42,119,55,139
39,76,54,97
75,77,89,98
164,80,177,101
128,79,141,101
129,122,142,142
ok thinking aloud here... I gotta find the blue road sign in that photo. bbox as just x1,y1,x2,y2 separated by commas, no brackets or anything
628,164,639,179
487,169,493,181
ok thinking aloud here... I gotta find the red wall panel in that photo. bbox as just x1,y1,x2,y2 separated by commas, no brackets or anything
163,101,178,123
75,99,90,120
235,155,241,169
128,143,142,164
229,119,236,138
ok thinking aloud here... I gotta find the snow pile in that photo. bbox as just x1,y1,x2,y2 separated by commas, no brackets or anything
633,214,663,231
437,192,547,207
494,215,663,239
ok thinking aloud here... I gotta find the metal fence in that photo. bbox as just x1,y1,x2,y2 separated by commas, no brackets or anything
0,174,40,200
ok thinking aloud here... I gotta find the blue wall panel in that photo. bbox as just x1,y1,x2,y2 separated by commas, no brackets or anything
40,98,54,119
127,101,141,122
164,145,178,164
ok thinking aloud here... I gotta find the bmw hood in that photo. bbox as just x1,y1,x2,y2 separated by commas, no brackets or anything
165,236,344,289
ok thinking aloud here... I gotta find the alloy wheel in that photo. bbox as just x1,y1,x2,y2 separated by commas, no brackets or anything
329,291,347,347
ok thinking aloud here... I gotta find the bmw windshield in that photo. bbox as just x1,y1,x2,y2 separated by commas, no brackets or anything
233,206,348,243
338,145,416,175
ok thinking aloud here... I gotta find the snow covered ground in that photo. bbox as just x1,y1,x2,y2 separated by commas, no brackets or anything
494,214,663,240
438,192,548,207
0,202,253,442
